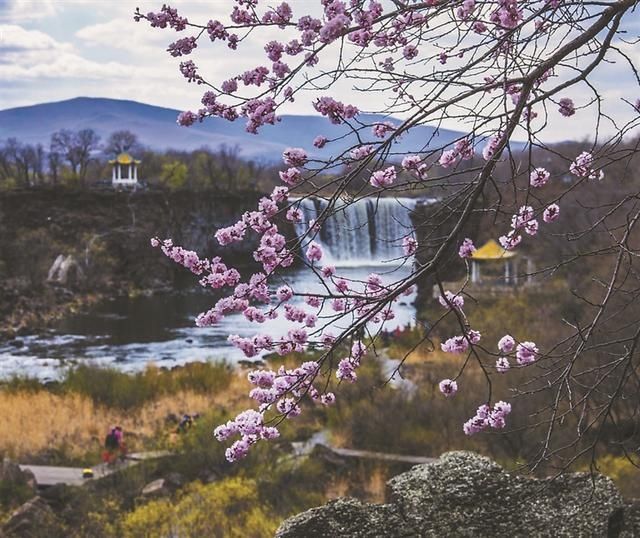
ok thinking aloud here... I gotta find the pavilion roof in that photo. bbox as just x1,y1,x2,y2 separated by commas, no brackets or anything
109,152,141,165
471,239,517,260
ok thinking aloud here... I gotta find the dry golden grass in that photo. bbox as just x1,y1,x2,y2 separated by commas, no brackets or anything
363,467,389,503
0,372,250,461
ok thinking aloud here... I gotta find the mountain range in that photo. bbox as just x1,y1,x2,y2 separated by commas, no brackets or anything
0,97,471,162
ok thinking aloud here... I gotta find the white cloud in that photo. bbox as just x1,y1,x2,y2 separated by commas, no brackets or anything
0,24,137,80
0,0,58,23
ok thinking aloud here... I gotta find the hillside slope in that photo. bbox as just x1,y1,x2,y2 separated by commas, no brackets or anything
0,97,470,161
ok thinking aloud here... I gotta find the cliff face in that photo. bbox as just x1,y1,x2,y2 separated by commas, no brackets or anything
0,189,275,334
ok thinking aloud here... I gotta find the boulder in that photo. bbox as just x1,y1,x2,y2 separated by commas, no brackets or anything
0,459,36,491
621,501,640,537
276,451,636,537
0,459,26,485
2,497,58,537
276,498,416,538
163,472,186,491
141,478,169,498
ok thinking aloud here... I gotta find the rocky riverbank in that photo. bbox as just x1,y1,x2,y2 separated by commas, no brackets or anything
0,188,275,339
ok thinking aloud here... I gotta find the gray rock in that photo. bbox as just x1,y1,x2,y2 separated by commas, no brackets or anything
0,459,25,484
620,501,640,537
276,498,417,537
0,459,36,491
2,497,58,537
276,451,632,538
141,478,169,498
163,472,186,490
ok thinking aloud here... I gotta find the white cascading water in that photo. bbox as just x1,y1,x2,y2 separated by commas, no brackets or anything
292,197,420,266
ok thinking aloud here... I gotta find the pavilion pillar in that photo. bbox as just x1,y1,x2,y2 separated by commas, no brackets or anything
112,165,116,183
133,165,138,182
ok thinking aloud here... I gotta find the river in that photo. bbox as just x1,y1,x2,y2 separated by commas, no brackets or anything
0,197,420,380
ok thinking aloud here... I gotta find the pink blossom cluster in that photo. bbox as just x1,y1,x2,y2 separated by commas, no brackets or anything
351,145,374,160
441,330,480,354
314,97,359,124
558,97,575,117
402,236,418,256
372,122,396,138
439,291,464,310
136,4,188,30
401,155,428,179
570,152,603,180
151,238,241,290
337,341,367,383
458,238,476,258
482,133,503,161
179,60,202,84
168,36,197,57
439,379,458,397
495,334,539,368
439,138,474,168
491,0,522,30
463,401,512,435
529,167,550,188
369,166,396,188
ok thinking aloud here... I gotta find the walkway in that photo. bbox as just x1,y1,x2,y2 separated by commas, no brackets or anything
19,451,171,487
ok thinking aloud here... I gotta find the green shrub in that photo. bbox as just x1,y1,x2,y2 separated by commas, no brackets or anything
61,362,233,410
122,477,279,538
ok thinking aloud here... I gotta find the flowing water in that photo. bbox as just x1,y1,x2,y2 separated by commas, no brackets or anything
0,197,422,380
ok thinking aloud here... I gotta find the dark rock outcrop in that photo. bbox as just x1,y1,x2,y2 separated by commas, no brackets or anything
277,451,636,537
1,497,58,537
0,459,37,492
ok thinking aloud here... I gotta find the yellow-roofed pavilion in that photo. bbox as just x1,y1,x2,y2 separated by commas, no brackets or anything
109,152,141,187
470,239,519,284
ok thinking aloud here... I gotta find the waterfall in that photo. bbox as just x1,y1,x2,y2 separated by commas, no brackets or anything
292,197,421,266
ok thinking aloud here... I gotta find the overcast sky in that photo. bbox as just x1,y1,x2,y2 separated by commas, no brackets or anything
1,0,639,142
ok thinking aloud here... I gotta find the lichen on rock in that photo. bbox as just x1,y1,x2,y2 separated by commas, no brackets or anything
277,451,635,537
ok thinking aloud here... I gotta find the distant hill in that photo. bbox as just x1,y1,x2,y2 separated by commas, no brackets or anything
0,97,473,162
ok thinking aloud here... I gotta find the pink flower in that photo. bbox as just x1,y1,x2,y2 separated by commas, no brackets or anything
270,186,289,203
441,335,469,354
482,132,502,161
530,167,550,188
439,379,458,397
306,241,323,262
403,44,418,60
458,238,476,258
283,147,307,166
570,152,594,177
498,334,516,353
321,265,336,278
313,135,328,148
372,121,395,138
496,357,510,373
279,167,302,186
369,166,396,188
402,236,418,255
499,231,521,250
276,285,293,301
516,341,538,365
558,97,575,117
439,149,458,168
543,204,560,223
321,392,336,405
402,155,428,178
286,207,303,222
350,145,374,160
439,291,464,310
